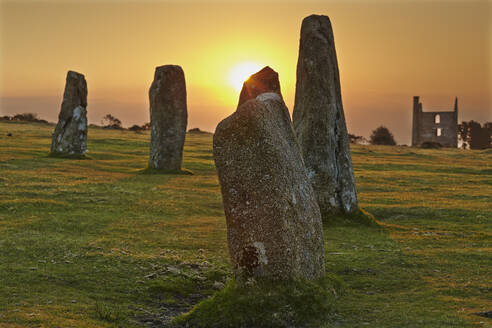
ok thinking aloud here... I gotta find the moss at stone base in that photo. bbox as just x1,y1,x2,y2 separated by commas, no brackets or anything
139,167,194,175
322,208,381,227
173,275,343,328
48,152,90,160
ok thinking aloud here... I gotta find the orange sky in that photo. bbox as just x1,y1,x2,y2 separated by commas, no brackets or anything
1,0,490,144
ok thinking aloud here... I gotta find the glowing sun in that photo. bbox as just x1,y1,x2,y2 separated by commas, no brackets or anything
228,62,263,92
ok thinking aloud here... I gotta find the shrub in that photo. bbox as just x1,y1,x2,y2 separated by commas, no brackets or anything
348,133,368,144
5,113,48,124
458,121,491,149
129,122,150,132
101,114,123,129
370,126,396,145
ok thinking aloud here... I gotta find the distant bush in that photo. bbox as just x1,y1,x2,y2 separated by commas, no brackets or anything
458,120,491,149
129,122,150,132
370,126,396,146
348,133,361,143
101,114,123,129
188,127,211,134
348,133,368,144
1,113,48,124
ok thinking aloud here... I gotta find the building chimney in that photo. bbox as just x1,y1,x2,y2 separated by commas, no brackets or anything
412,96,420,146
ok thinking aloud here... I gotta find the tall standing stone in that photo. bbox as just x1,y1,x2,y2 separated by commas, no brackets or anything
148,65,188,171
293,15,358,217
50,71,88,156
238,66,282,107
214,69,325,280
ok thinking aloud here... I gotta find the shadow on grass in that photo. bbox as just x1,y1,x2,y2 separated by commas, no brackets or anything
47,152,92,160
173,274,343,328
139,167,194,175
322,208,382,228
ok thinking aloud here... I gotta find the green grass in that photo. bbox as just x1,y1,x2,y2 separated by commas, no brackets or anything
0,121,490,327
139,167,194,175
48,152,90,160
175,275,344,328
322,208,380,227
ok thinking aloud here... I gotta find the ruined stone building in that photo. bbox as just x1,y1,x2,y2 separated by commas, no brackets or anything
412,96,458,147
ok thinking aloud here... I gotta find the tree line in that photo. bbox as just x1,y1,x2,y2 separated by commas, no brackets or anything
352,122,491,149
458,121,492,149
2,113,490,149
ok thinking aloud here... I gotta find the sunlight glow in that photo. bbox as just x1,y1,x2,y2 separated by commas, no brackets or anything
228,62,264,92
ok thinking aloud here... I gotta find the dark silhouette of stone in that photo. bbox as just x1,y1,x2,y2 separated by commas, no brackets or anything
50,71,88,156
238,66,282,107
148,65,188,170
293,15,358,216
214,90,325,281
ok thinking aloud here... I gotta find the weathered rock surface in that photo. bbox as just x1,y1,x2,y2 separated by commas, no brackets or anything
293,14,358,216
50,71,88,156
213,91,325,281
238,66,282,107
148,65,188,170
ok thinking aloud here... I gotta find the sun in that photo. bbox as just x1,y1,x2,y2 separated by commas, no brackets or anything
228,62,264,92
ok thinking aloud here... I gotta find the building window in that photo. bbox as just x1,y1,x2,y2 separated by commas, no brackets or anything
437,128,442,136
435,114,440,124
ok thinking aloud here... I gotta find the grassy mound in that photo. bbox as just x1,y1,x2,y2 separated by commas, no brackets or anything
174,275,343,328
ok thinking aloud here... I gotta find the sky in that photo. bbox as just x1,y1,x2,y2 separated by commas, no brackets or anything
0,0,491,145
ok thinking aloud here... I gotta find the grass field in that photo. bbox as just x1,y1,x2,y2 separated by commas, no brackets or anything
0,121,490,327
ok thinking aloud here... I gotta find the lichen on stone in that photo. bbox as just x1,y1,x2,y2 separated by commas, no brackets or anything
50,71,88,157
214,67,325,281
148,65,188,171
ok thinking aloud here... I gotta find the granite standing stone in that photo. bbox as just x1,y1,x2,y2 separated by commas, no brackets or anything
214,81,325,280
50,71,88,156
238,66,282,107
148,65,188,170
293,14,358,216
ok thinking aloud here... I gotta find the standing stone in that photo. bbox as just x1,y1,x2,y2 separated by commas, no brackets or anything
293,15,358,217
148,65,188,170
238,66,282,107
214,71,325,280
50,71,88,156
